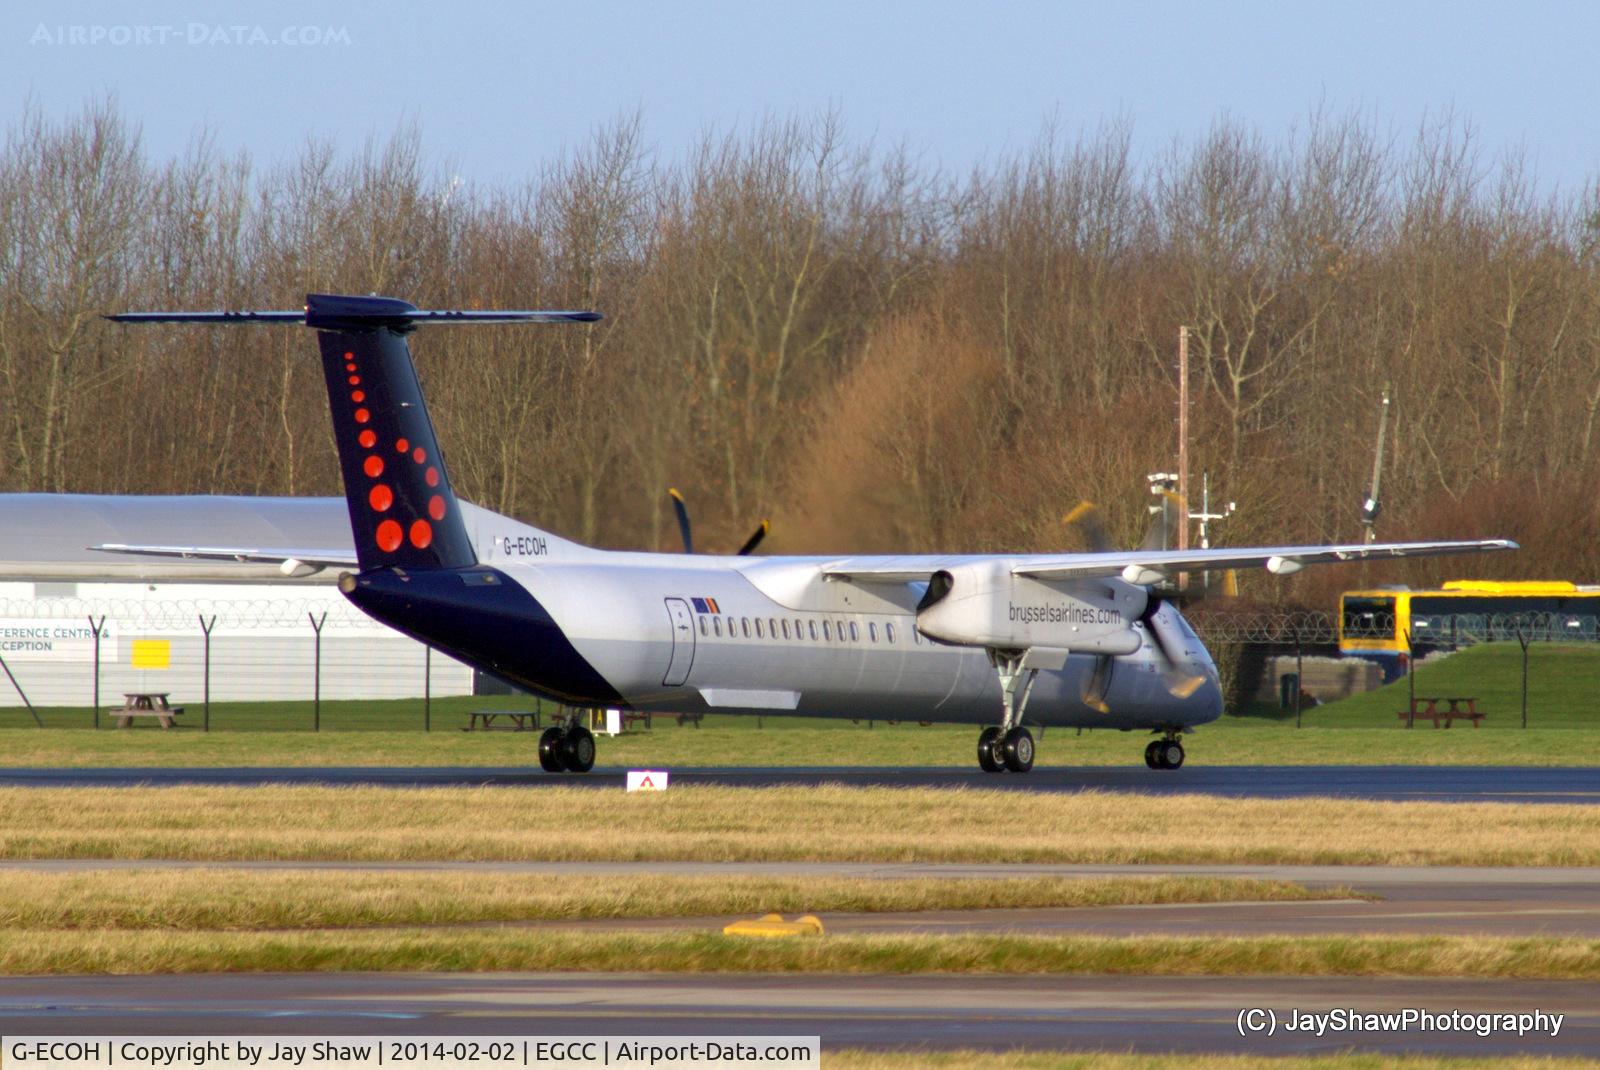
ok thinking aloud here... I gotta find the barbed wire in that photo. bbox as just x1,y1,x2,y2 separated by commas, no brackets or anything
1186,610,1600,646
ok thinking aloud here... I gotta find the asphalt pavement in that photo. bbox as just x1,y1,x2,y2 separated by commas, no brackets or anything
2,763,1597,802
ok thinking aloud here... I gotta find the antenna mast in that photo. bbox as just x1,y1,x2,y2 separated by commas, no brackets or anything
1361,388,1391,545
1177,326,1190,552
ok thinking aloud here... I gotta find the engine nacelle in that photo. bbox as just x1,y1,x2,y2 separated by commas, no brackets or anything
916,561,1147,655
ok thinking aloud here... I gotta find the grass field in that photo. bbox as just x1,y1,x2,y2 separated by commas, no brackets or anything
2,644,1595,767
1248,643,1600,729
0,720,1594,769
3,926,1595,978
4,785,1595,865
0,870,1331,929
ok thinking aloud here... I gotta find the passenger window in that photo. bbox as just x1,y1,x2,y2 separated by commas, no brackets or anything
836,619,846,641
768,617,777,637
808,620,817,640
822,621,832,641
913,629,921,644
755,619,764,638
849,622,859,642
869,623,878,643
795,618,803,638
885,623,896,643
741,618,750,638
699,617,708,637
781,619,791,640
713,617,723,638
726,616,734,636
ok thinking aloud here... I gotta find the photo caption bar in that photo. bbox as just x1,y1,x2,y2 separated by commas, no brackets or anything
1,1036,819,1070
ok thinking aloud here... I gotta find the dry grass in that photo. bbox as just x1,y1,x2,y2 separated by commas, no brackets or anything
824,1054,1600,1070
2,927,1596,978
0,870,1330,930
1,784,1596,866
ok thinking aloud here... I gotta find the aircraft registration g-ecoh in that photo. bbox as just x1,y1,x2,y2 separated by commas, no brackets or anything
105,294,1516,774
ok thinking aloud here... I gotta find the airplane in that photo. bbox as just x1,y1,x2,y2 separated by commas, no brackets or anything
103,293,1516,774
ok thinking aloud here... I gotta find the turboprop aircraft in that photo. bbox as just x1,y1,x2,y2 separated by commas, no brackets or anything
105,293,1516,774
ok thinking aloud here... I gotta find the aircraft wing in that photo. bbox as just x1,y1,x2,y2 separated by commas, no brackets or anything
90,543,359,573
823,538,1517,584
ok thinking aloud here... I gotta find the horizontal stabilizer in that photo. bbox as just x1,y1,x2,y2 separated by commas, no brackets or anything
107,293,600,331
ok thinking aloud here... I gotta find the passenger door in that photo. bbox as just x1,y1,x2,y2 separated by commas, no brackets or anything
662,597,696,686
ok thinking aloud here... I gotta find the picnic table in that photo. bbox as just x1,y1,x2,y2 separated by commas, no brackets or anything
463,710,540,732
112,692,185,728
1397,696,1485,728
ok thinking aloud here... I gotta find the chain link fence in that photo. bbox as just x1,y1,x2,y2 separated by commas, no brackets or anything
4,597,1595,731
0,593,523,730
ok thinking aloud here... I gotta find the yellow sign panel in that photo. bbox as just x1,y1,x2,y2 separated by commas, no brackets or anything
130,639,171,670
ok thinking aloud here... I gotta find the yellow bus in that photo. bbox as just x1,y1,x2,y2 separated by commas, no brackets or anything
1339,580,1600,679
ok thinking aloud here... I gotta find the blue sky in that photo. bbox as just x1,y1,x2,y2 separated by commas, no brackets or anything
5,0,1599,192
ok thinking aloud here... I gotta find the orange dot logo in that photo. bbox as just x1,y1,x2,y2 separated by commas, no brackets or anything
354,408,370,424
363,456,384,478
375,519,402,552
428,495,446,520
358,430,377,449
425,466,439,487
351,390,365,403
396,438,410,453
368,484,393,512
344,351,355,360
409,519,433,549
348,375,360,386
345,362,357,373
412,447,426,464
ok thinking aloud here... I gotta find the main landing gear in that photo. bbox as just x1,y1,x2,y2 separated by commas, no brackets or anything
1144,732,1185,770
976,650,1039,773
539,724,596,773
977,724,1035,773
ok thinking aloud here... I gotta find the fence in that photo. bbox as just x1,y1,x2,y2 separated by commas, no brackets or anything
3,598,1594,731
0,593,491,730
1188,609,1600,728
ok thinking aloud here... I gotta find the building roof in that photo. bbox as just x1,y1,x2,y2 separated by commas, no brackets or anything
0,494,351,583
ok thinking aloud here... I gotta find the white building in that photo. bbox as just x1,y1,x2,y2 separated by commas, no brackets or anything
0,494,475,709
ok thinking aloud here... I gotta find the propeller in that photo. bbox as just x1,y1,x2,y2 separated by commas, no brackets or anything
735,520,770,557
1062,499,1206,703
667,488,769,557
1140,490,1185,553
1062,500,1114,554
669,488,694,555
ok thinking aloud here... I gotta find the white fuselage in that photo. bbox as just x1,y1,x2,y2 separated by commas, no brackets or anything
478,519,1224,731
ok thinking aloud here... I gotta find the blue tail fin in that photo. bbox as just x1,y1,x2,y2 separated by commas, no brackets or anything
310,299,474,570
107,292,600,573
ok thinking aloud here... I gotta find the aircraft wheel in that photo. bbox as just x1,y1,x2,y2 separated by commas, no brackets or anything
1144,740,1161,770
1157,739,1185,770
561,726,597,773
977,726,1004,773
538,727,566,773
1001,727,1035,773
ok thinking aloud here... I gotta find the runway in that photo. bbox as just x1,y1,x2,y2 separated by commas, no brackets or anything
0,972,1591,1056
1,860,1594,1053
2,763,1598,802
